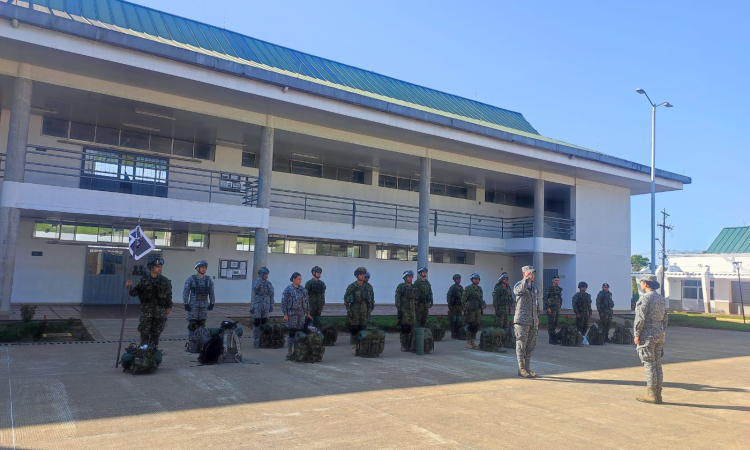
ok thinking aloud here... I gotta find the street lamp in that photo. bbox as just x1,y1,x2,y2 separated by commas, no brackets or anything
732,261,746,324
636,88,673,274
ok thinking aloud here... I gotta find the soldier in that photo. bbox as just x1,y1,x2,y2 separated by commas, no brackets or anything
543,275,563,345
126,258,173,350
414,267,433,327
634,274,669,404
182,260,215,343
395,270,419,351
572,282,592,335
462,273,485,349
251,267,275,349
446,274,464,335
364,272,375,317
596,283,615,343
305,266,326,327
344,267,373,356
492,273,514,329
282,272,312,360
513,266,540,378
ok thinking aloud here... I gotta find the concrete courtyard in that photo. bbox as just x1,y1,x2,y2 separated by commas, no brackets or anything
1,315,748,449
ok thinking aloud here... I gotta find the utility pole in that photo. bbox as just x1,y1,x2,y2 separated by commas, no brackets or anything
656,209,673,296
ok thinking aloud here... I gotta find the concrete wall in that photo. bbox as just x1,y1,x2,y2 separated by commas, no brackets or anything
575,180,631,310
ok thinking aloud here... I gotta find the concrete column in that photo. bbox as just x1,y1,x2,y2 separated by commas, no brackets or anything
417,157,431,270
0,67,32,317
252,123,274,291
533,179,545,291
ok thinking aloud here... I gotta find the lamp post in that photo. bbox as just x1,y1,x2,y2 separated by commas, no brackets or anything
635,88,673,274
733,261,746,324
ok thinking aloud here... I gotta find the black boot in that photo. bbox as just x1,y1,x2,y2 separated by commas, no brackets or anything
548,334,558,345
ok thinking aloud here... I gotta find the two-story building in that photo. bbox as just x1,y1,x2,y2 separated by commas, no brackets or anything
0,0,690,314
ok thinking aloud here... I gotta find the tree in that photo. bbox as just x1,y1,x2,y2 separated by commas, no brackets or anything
631,255,650,271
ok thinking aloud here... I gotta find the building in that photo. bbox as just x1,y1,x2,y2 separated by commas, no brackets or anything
657,227,750,315
0,0,690,315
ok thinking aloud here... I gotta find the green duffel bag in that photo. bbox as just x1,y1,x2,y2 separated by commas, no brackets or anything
453,325,468,341
428,321,445,341
556,325,582,347
502,326,516,349
121,343,162,374
479,327,506,352
586,324,605,345
410,327,434,354
260,322,287,349
292,331,325,363
356,328,385,357
320,321,338,346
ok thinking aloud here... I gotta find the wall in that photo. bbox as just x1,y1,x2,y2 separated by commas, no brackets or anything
575,180,631,310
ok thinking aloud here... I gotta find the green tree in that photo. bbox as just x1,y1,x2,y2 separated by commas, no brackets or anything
631,255,650,271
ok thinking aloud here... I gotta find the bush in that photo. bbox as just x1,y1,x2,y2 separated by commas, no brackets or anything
20,305,37,323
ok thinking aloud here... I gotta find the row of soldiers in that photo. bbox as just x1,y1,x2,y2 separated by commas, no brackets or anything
545,278,616,344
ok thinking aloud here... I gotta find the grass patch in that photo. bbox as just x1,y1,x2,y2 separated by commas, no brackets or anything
662,312,750,332
0,318,94,342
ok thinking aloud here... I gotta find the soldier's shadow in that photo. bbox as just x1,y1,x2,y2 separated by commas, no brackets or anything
540,375,749,393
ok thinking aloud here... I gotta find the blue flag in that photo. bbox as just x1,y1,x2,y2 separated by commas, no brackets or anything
128,225,155,261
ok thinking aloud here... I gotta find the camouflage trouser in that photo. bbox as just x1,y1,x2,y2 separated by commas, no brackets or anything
399,324,413,350
138,306,168,349
575,315,589,335
415,302,430,328
495,311,511,329
310,299,324,327
448,304,462,332
547,308,560,335
186,299,208,322
638,336,665,388
347,301,369,345
599,312,613,338
514,323,538,370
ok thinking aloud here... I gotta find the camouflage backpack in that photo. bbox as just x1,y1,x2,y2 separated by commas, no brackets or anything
479,327,506,352
357,321,385,357
586,323,605,345
121,343,162,374
556,325,583,347
185,326,211,353
219,321,243,363
611,321,634,345
292,331,325,363
502,326,516,349
320,321,338,346
453,325,468,340
410,327,435,354
428,321,445,341
260,322,287,349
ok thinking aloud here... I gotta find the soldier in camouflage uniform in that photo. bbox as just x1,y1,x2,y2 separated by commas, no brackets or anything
596,282,615,343
305,266,326,327
182,260,215,343
395,270,419,352
126,258,173,349
282,272,312,360
446,274,464,335
344,267,374,356
513,266,540,378
462,273,486,349
251,267,275,348
492,273,514,329
635,274,669,404
414,267,433,327
572,282,592,335
543,274,563,345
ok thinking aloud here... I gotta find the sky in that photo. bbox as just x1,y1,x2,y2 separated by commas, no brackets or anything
132,0,750,258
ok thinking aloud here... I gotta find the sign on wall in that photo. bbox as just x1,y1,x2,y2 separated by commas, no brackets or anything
219,173,251,192
219,259,247,280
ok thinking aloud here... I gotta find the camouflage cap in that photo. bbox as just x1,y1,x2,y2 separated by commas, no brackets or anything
311,265,322,274
578,281,588,288
602,282,609,288
257,267,269,275
452,274,462,280
521,265,535,273
638,274,658,283
354,267,367,277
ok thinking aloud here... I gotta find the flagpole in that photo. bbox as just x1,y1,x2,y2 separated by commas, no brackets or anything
115,215,145,369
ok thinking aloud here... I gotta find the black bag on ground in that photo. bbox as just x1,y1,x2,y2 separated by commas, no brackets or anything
320,321,338,346
198,333,224,365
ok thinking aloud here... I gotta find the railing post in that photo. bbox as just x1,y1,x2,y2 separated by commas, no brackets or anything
209,172,213,203
352,201,356,228
394,205,398,228
303,196,308,219
469,214,472,236
434,210,437,236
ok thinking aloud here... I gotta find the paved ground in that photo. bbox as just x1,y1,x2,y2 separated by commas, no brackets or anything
1,316,748,449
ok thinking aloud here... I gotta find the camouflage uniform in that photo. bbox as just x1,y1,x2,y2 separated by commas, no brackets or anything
492,283,514,329
543,285,563,337
305,278,326,327
252,277,275,348
446,284,464,334
183,275,215,326
513,276,539,376
395,282,419,350
129,274,173,349
344,281,373,344
635,289,669,402
596,289,615,340
414,279,433,327
365,281,375,318
572,292,592,335
461,284,485,346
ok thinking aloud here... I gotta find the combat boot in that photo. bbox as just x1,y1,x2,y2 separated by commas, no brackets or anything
548,334,557,345
655,386,663,404
636,388,659,404
518,365,532,378
285,343,294,360
351,343,358,356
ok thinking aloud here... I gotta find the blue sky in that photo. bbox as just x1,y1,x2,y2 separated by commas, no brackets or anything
133,0,749,257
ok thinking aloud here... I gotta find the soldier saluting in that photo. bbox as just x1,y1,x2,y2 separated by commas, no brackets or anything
126,258,173,350
514,266,540,378
543,275,563,345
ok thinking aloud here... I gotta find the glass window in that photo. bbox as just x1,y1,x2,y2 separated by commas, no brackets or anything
173,139,194,158
431,183,446,196
268,237,285,253
194,143,214,161
352,170,365,184
336,168,352,182
242,152,256,168
42,117,69,138
187,233,207,248
322,166,337,180
379,175,397,189
316,242,332,256
75,225,99,242
70,122,96,142
297,240,317,255
96,126,120,146
236,235,255,252
152,231,171,247
97,226,114,243
273,157,291,173
446,185,458,198
398,178,411,191
120,130,150,150
395,247,408,261
150,135,172,154
33,221,60,239
454,252,467,264
60,224,75,241
285,239,298,254
291,160,323,178
455,187,468,199
347,244,361,258
411,179,420,192
331,243,348,257
515,195,533,208
408,246,419,261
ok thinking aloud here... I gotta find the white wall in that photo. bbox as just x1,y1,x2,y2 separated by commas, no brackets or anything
575,180,631,310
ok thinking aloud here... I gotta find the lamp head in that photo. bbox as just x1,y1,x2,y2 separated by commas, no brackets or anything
664,102,674,108
635,88,646,94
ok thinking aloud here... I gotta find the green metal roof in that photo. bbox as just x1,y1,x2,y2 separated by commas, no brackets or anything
705,227,750,254
18,0,539,135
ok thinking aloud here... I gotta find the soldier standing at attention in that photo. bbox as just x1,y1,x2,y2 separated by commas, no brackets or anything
395,270,419,352
543,275,563,344
572,282,593,335
446,274,464,336
414,267,433,327
513,266,540,378
462,273,485,349
345,267,372,356
182,260,215,341
126,258,172,350
282,272,311,360
364,272,375,318
634,274,669,404
596,283,615,343
305,266,326,327
492,273,514,329
251,267,274,349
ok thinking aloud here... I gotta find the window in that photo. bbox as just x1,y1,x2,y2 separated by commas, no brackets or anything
682,280,714,300
376,245,472,264
291,160,323,178
379,174,468,199
31,220,200,248
70,122,96,142
274,157,364,184
42,117,69,138
120,130,150,150
187,233,207,248
81,149,168,197
242,151,256,168
236,235,255,252
237,234,362,258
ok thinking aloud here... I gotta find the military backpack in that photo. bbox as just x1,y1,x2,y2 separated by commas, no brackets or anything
356,324,385,357
556,325,583,347
409,327,435,354
502,326,516,349
479,327,506,352
453,325,468,340
219,321,243,363
185,326,212,353
586,323,605,346
260,322,287,349
428,321,445,341
292,331,325,363
611,323,634,345
319,321,338,346
121,343,162,374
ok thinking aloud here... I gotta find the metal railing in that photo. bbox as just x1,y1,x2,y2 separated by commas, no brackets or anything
19,145,258,206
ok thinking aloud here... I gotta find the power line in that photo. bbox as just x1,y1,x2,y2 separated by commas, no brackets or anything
657,208,673,296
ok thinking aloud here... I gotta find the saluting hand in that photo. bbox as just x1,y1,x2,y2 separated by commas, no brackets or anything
284,315,289,322
125,279,132,288
634,336,641,345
